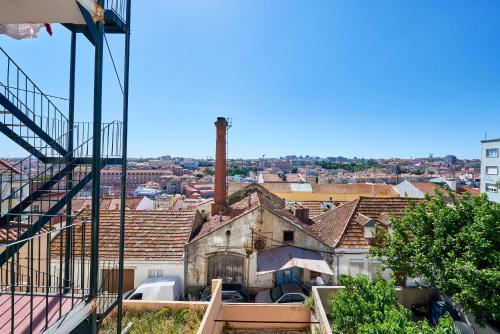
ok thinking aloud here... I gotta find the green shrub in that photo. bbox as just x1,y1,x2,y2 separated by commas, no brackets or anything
330,275,456,334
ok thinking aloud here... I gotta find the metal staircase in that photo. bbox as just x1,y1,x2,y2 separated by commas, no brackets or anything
0,121,123,266
0,0,131,333
0,47,69,160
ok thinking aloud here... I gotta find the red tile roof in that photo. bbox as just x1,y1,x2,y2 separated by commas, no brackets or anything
51,209,197,261
0,221,51,244
191,184,325,244
310,197,419,248
71,197,145,212
456,186,480,196
312,183,399,196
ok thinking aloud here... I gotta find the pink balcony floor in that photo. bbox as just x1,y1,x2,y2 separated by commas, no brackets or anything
0,293,83,334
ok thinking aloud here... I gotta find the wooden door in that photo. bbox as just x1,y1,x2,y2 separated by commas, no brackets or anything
101,268,134,293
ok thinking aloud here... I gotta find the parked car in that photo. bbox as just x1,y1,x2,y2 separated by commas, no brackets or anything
125,276,182,301
255,282,308,304
200,283,250,302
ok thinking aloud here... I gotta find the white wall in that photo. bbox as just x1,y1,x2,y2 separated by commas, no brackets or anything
333,248,391,284
394,180,425,198
126,261,185,292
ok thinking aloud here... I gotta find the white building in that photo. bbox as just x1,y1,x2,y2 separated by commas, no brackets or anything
50,209,202,295
480,138,500,203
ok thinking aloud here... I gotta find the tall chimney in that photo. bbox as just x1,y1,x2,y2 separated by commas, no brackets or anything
212,117,228,214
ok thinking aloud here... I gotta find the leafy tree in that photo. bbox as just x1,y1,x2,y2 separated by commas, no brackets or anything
317,161,383,172
331,275,455,334
370,191,500,323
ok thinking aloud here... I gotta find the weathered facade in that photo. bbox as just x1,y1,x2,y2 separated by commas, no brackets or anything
186,184,333,295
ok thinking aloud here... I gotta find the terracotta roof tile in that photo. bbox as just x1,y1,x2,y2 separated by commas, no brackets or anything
192,184,326,244
50,209,196,261
0,221,51,244
310,197,419,248
311,183,399,197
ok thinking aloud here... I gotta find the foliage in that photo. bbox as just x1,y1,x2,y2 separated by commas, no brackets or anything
305,295,315,311
199,161,214,167
370,191,500,323
202,167,214,176
227,166,253,176
100,307,205,334
317,161,382,172
330,275,456,334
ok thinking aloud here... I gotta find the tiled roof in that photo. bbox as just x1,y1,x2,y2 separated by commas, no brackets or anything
412,182,444,196
308,199,359,247
50,209,197,261
260,173,284,182
72,197,145,212
0,221,51,245
355,197,418,223
311,183,399,197
310,197,419,248
0,159,20,174
191,184,325,244
296,201,330,218
229,182,292,194
456,186,480,196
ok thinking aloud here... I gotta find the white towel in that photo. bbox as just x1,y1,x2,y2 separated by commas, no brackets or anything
0,24,45,40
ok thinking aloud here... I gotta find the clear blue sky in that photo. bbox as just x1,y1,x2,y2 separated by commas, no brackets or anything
1,0,500,159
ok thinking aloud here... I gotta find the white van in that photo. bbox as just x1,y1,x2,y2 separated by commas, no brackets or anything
125,276,182,301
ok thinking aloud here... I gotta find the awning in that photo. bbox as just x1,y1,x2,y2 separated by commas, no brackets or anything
256,245,333,276
0,0,103,25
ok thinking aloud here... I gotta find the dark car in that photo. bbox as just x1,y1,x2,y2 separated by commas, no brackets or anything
200,283,250,302
255,282,309,304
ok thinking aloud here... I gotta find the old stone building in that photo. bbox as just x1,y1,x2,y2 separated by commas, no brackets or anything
186,184,334,294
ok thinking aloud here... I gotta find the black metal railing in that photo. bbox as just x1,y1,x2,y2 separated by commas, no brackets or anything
0,48,69,154
104,0,128,23
0,213,123,334
0,121,123,221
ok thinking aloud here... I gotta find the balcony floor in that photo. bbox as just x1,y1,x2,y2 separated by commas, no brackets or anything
0,293,84,334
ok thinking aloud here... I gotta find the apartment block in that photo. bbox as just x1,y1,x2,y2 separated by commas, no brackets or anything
480,138,500,203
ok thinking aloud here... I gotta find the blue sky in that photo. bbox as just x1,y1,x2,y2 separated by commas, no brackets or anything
1,0,500,159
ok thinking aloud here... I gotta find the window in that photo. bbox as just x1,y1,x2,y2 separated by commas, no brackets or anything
363,226,375,238
283,231,294,243
129,293,142,300
486,166,499,175
485,183,498,193
486,148,499,158
148,269,164,278
349,259,366,276
290,294,305,303
277,295,292,303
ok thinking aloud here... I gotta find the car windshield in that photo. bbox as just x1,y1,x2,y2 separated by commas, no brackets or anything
270,286,283,302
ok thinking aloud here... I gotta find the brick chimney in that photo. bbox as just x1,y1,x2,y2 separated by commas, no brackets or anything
212,117,228,215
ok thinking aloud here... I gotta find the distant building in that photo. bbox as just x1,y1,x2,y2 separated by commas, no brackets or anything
480,138,500,203
160,175,182,194
443,155,457,164
182,160,200,170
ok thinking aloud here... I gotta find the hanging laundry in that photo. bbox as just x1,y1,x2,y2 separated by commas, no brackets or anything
0,24,52,40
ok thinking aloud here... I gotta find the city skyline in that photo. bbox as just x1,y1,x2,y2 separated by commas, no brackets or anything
1,0,499,159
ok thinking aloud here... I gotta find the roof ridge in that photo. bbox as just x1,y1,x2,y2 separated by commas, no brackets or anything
333,197,360,247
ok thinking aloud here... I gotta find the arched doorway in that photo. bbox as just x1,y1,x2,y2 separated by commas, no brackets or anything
207,253,244,283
